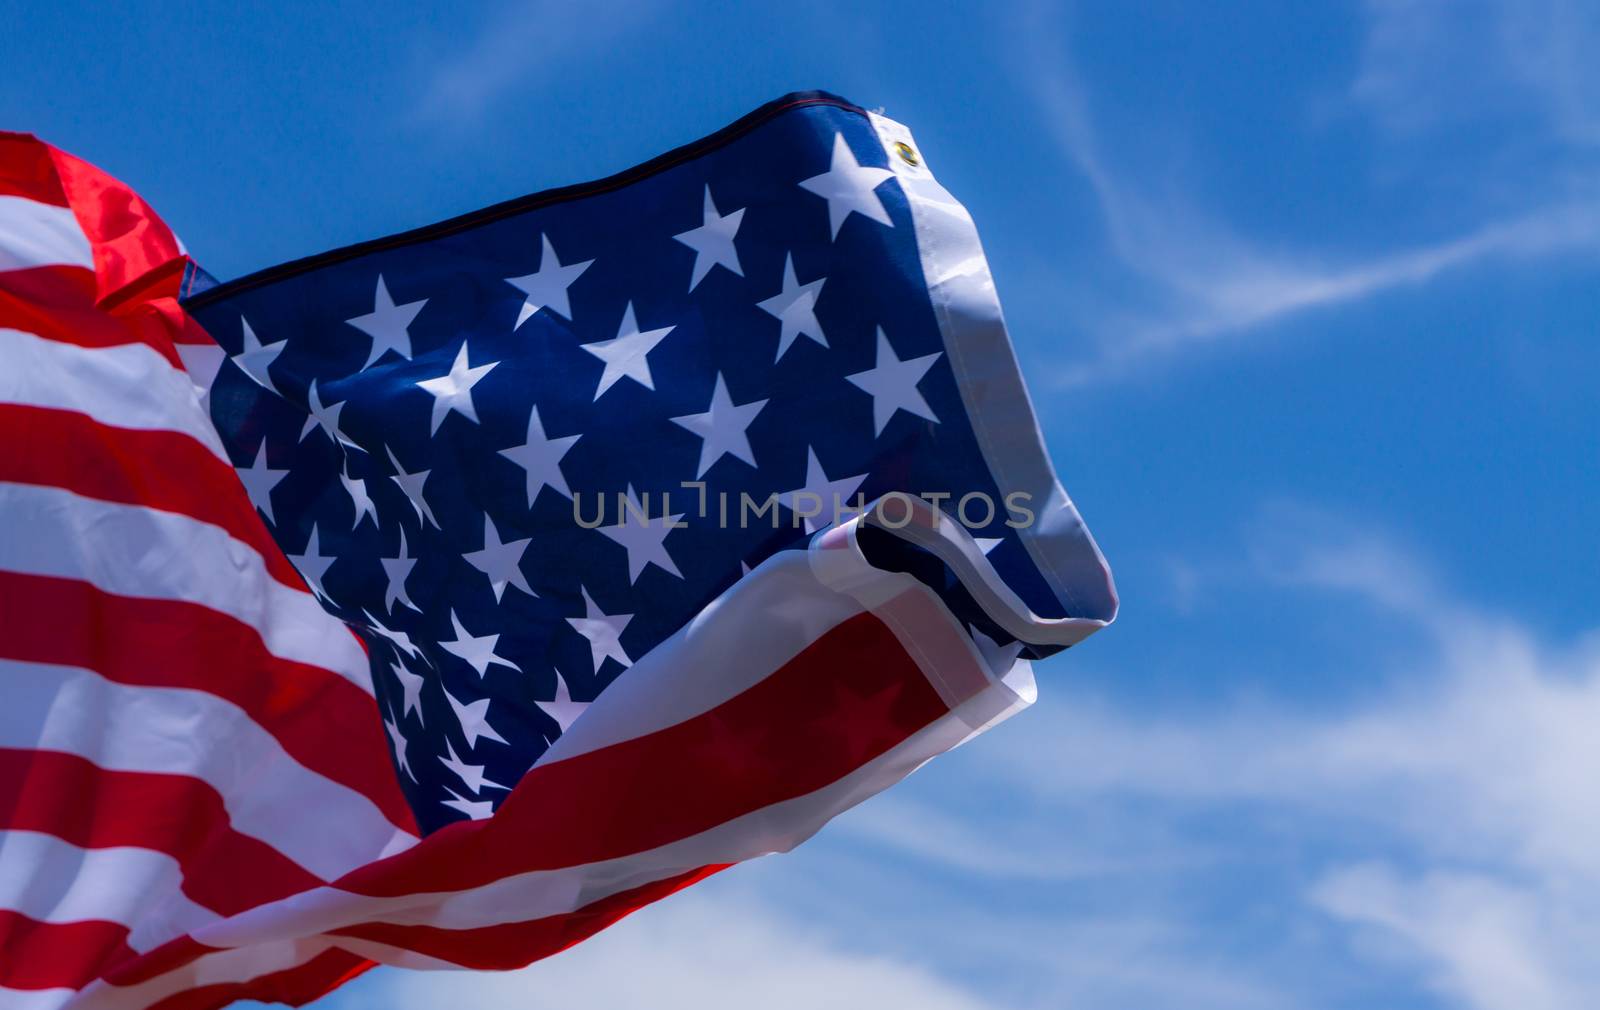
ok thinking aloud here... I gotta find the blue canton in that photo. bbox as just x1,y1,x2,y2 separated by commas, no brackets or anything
186,93,1070,834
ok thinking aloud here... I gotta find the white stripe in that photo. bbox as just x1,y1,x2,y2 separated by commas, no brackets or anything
0,987,75,1010
538,550,863,766
65,939,337,1010
0,327,227,462
0,831,217,952
866,112,1117,624
0,482,371,695
842,499,1108,649
52,541,1036,999
180,665,1020,954
0,195,93,273
437,685,1011,929
63,937,445,1010
0,659,414,886
173,566,1030,951
539,531,1037,769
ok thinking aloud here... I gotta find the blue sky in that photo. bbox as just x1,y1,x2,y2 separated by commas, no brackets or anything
8,1,1599,1007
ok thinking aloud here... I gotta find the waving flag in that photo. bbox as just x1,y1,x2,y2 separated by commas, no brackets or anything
0,93,1116,1008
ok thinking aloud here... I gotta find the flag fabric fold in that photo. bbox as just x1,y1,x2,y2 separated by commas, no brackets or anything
0,93,1115,1009
0,130,418,1009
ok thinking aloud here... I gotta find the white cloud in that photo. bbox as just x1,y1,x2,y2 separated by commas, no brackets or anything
1311,864,1591,1010
939,506,1600,1008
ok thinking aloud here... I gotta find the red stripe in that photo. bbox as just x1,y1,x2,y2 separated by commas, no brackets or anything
0,911,135,991
0,263,97,307
122,870,719,1003
125,869,719,1004
0,286,185,366
144,286,222,346
85,612,937,990
99,936,219,988
0,749,326,917
0,403,306,590
0,573,416,836
340,611,944,899
333,864,726,969
0,132,69,205
46,143,185,308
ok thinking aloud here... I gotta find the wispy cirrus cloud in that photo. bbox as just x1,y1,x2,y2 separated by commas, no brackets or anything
1312,863,1582,1010
1010,1,1600,386
1353,0,1600,147
410,0,666,127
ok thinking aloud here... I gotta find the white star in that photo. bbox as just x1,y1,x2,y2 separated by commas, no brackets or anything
566,586,633,674
779,448,869,533
845,328,942,435
799,132,896,238
440,738,509,796
339,466,379,530
442,682,507,749
385,446,439,529
417,342,498,434
598,486,684,583
439,608,520,678
505,234,593,328
347,274,427,368
287,524,337,604
362,609,426,663
381,527,419,613
384,717,415,782
462,515,534,602
674,185,744,290
756,254,826,360
391,659,425,725
499,405,580,505
539,671,587,735
441,786,495,820
236,441,288,525
974,537,1004,556
233,317,285,395
299,379,355,447
581,302,674,400
670,372,767,477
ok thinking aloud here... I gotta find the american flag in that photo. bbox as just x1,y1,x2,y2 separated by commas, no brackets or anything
0,93,1116,1008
